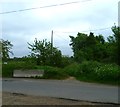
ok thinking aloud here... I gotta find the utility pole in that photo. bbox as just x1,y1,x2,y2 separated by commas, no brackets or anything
118,1,120,31
51,30,53,54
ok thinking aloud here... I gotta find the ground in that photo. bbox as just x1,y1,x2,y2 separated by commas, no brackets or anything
1,77,118,106
2,92,108,105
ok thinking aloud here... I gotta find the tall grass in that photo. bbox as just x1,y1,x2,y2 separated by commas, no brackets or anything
2,60,119,85
36,66,68,79
63,62,81,76
2,61,68,79
93,63,120,83
63,61,120,85
0,60,2,77
2,61,36,77
2,63,14,77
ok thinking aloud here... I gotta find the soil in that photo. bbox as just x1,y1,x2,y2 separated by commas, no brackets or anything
2,91,106,105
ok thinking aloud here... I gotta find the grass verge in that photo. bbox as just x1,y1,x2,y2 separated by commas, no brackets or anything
2,60,120,85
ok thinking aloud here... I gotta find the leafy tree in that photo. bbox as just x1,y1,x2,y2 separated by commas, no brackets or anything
96,34,105,44
111,25,120,42
107,25,120,65
69,33,87,62
70,32,98,62
61,55,74,67
107,36,115,43
69,25,120,65
86,32,97,46
28,38,62,67
69,32,109,63
0,39,13,61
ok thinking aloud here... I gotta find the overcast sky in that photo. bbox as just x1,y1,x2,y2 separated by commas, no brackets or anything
0,0,119,57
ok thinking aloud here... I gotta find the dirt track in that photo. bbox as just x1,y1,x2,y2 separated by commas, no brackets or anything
2,92,107,105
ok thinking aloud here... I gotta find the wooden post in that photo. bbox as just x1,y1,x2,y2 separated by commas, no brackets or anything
51,30,53,54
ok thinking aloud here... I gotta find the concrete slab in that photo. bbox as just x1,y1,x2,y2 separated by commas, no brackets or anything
13,70,44,77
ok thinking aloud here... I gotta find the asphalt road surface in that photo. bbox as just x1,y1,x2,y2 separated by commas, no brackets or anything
2,78,119,104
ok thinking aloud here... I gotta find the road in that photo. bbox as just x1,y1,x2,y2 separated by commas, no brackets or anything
2,78,119,104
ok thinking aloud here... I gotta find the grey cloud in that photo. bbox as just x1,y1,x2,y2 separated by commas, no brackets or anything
1,0,118,57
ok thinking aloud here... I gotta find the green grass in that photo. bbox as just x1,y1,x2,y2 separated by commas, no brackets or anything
2,61,36,77
0,60,2,76
2,63,14,77
2,61,68,79
63,62,81,76
36,66,68,79
63,61,120,85
2,60,120,85
0,66,2,77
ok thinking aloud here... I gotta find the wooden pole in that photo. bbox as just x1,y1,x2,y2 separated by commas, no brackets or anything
51,30,53,54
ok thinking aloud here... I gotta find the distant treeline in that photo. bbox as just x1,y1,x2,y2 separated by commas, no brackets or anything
1,25,120,66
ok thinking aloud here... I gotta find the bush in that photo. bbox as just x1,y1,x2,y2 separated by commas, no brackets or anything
80,61,101,74
94,63,120,81
11,61,36,70
2,61,36,77
63,62,81,77
2,59,119,85
2,63,14,77
77,61,120,85
62,61,119,85
61,56,74,68
63,61,101,77
36,66,68,79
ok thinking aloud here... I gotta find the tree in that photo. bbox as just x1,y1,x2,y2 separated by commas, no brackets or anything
28,38,62,66
61,55,74,67
86,32,97,46
0,39,13,61
69,32,108,63
69,33,87,62
70,32,98,62
96,34,105,44
69,25,120,65
107,25,120,65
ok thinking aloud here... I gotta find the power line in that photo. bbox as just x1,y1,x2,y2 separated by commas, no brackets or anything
54,27,111,33
88,27,111,32
0,0,92,14
54,27,111,42
54,32,69,42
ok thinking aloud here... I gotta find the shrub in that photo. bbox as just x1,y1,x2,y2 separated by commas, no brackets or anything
63,63,79,76
2,63,14,77
63,61,101,77
11,61,36,70
79,61,101,74
61,56,74,68
94,63,120,81
77,61,120,85
2,61,36,77
37,66,68,79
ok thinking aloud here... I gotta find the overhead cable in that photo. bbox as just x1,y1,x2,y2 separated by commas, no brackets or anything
54,27,111,33
0,0,92,14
